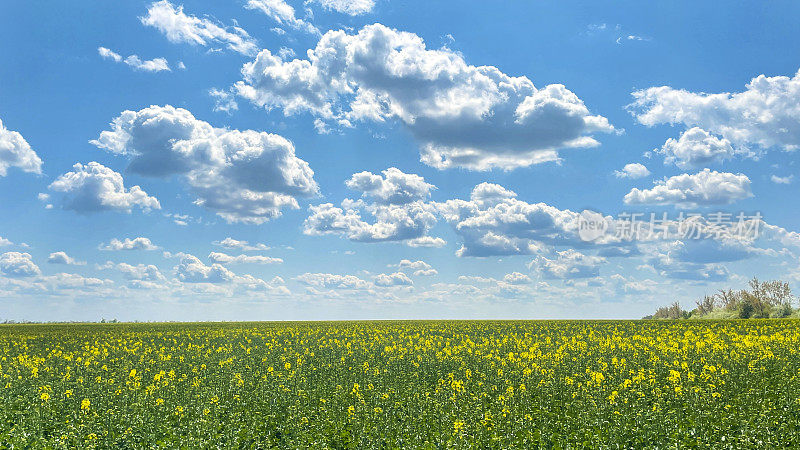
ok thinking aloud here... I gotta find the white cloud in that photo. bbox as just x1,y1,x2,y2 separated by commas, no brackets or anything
141,1,258,56
0,118,43,176
235,23,613,170
530,249,605,279
503,272,531,284
98,47,171,72
48,162,160,213
110,262,166,282
394,259,431,270
404,236,446,248
308,0,375,15
208,252,282,265
212,237,270,251
175,254,235,283
91,105,318,224
771,174,793,185
435,183,584,257
98,46,122,62
623,169,752,208
614,163,650,179
295,272,371,290
0,252,41,277
644,249,730,282
656,127,735,168
47,251,85,266
374,271,412,286
303,200,437,244
245,0,319,35
99,237,159,251
631,68,800,151
209,88,238,114
346,167,435,204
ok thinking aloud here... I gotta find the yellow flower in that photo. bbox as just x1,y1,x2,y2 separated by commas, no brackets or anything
40,392,50,401
81,398,90,411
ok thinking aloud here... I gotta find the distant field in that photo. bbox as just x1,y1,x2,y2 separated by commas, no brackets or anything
1,320,799,447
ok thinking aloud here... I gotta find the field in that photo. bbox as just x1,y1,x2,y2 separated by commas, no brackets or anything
1,320,799,448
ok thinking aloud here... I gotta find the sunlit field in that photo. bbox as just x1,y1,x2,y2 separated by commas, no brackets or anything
1,320,799,447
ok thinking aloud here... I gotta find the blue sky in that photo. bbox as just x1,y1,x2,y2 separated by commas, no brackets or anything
1,0,799,321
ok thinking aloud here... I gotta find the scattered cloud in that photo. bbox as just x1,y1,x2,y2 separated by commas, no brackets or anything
174,254,235,283
209,88,239,114
245,0,319,35
91,105,318,223
307,0,375,15
48,162,160,214
530,249,605,279
295,272,371,290
623,169,753,208
614,163,650,179
235,23,613,170
771,174,793,185
631,68,800,151
47,251,85,266
141,0,258,56
208,252,283,265
0,252,41,277
374,271,412,286
346,167,435,205
98,47,171,72
656,127,736,168
212,237,270,251
99,237,159,251
0,117,43,176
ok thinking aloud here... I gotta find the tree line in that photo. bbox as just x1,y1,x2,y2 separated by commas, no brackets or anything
644,278,797,320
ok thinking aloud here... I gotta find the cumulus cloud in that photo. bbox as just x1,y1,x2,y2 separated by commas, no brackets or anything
141,0,258,56
308,0,375,15
98,47,171,72
105,262,166,282
346,167,435,204
235,23,613,170
174,254,235,283
208,252,282,265
47,251,85,266
295,272,371,290
530,249,605,279
631,69,800,151
435,183,585,257
623,169,752,208
404,236,446,248
614,163,650,179
656,127,735,168
48,162,160,213
0,118,43,176
393,259,437,276
503,272,531,284
245,0,319,35
91,105,318,223
212,237,270,251
0,252,41,277
374,271,412,286
304,200,438,245
99,237,159,251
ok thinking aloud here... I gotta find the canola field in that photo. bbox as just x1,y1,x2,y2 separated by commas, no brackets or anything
1,320,799,448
